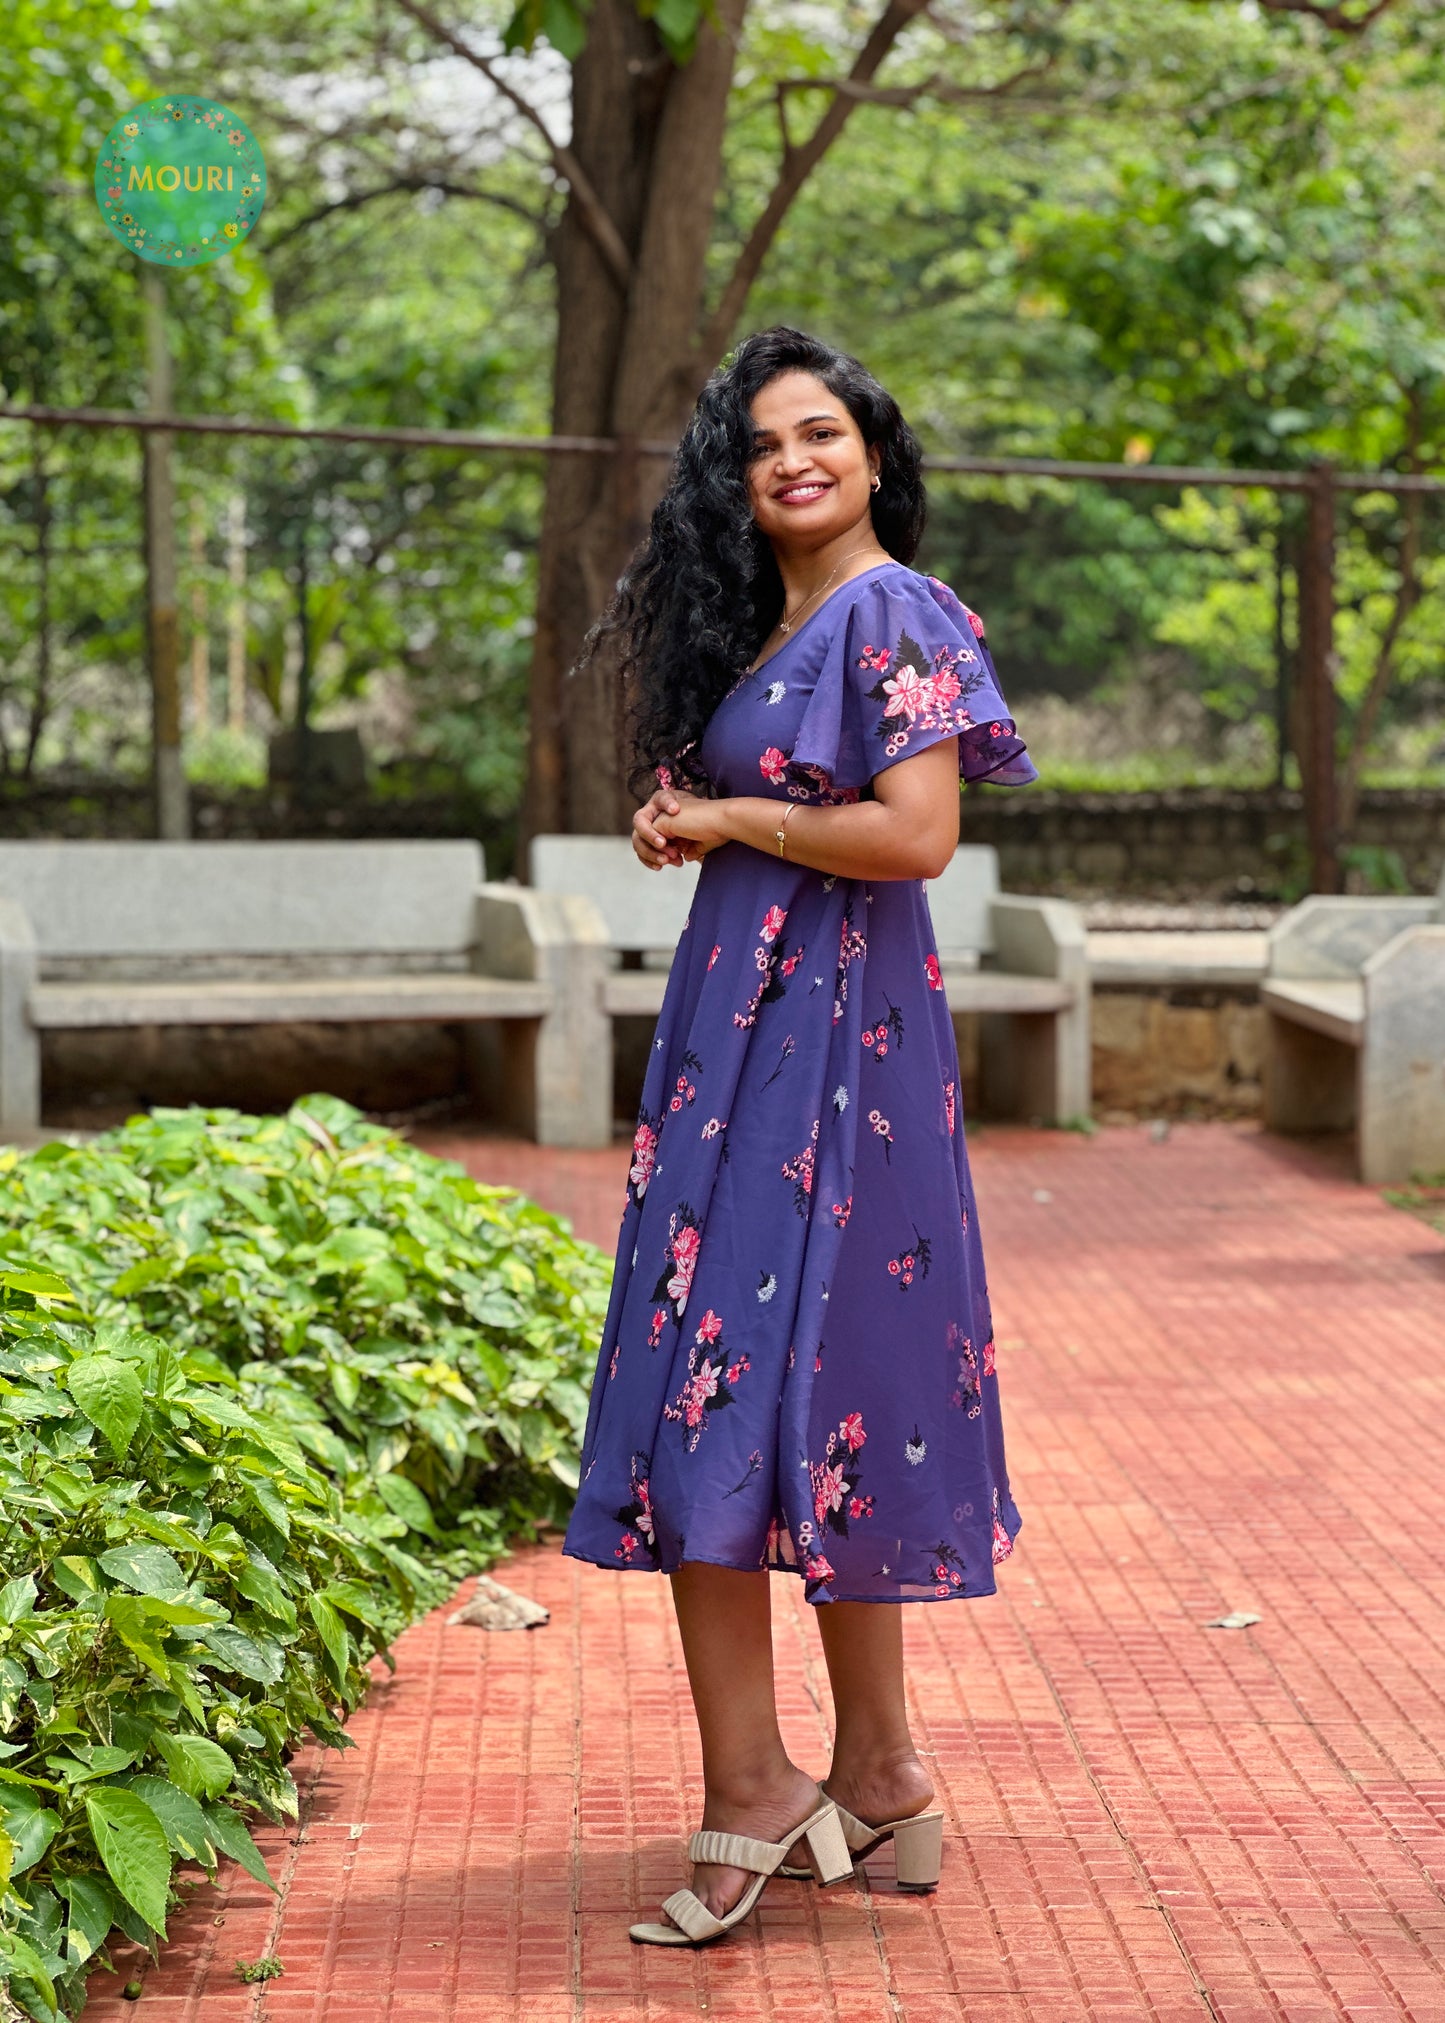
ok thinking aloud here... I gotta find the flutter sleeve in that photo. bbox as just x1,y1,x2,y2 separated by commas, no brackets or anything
787,569,1038,796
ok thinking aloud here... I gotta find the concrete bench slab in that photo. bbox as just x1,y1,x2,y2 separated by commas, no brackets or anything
1259,978,1364,1048
0,842,611,1149
533,836,1090,1127
1261,876,1445,1183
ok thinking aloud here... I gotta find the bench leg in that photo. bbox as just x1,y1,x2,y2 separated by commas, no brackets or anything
1262,1012,1355,1135
1358,928,1445,1186
976,1008,1086,1126
467,1000,612,1151
0,906,40,1140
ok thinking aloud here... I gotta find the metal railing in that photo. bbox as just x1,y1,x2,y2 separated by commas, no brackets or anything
4,395,1443,890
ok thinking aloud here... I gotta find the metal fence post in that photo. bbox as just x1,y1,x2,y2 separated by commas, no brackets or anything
141,268,189,840
1296,462,1339,893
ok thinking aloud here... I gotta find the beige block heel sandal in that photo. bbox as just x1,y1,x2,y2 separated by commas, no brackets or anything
629,1799,853,1946
779,1791,945,1892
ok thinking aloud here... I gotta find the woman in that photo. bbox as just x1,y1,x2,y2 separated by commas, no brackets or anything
562,326,1038,1947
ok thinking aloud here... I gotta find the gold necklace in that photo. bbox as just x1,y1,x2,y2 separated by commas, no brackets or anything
778,545,885,634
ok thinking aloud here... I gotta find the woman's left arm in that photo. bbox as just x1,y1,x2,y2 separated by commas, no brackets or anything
655,737,961,883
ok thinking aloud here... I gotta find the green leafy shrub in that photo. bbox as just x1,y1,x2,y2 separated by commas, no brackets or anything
0,1099,612,2017
0,1097,613,1561
0,1266,441,2019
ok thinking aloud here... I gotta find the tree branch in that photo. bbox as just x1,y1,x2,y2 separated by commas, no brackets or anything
391,0,633,291
772,59,1055,114
699,0,934,361
1243,0,1398,31
266,174,543,252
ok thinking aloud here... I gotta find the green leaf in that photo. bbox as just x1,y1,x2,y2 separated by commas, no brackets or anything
67,1355,144,1459
98,1543,188,1601
0,1932,58,2017
375,1472,436,1535
59,1871,118,1968
236,1555,295,1625
84,1787,172,1937
246,1481,291,1540
306,1594,351,1689
153,1732,234,1800
0,1268,74,1302
0,1788,61,1876
0,1823,12,1895
320,1580,384,1628
203,1802,278,1893
47,1555,100,1604
111,1258,174,1296
101,1596,171,1683
0,1574,38,1623
126,1775,217,1868
199,1625,283,1685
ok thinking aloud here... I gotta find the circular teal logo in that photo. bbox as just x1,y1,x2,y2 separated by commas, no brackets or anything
95,96,266,266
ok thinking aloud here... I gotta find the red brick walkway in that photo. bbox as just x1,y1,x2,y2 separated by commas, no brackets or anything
84,1121,1445,2022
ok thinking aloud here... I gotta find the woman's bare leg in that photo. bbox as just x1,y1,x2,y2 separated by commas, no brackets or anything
814,1602,935,1824
667,1563,825,1920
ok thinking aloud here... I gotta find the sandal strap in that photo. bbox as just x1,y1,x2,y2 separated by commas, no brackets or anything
687,1828,789,1873
660,1888,727,1941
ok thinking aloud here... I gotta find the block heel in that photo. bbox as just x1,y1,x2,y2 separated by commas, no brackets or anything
891,1810,944,1892
778,1783,947,1888
802,1803,853,1885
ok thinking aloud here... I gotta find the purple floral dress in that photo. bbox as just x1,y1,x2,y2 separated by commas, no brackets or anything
562,561,1039,1603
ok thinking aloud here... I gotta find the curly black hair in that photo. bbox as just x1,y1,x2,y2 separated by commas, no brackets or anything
572,325,927,799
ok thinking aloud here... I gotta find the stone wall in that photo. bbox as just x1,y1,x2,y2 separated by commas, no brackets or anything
8,778,1445,899
962,785,1445,897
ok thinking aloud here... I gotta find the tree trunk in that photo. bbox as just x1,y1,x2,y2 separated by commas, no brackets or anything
519,0,747,861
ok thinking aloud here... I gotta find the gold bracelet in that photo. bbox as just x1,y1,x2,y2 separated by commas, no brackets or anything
775,801,799,858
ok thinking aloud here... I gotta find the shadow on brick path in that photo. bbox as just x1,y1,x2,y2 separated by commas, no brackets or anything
82,1121,1445,2023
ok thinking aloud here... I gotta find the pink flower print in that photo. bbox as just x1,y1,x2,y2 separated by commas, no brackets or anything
684,1362,719,1426
868,1107,895,1161
992,1516,1013,1563
842,1411,866,1452
701,1116,723,1138
812,1460,848,1527
656,763,674,790
882,661,928,719
695,1308,723,1345
805,1552,836,1584
858,644,891,672
647,1307,666,1349
608,1340,620,1380
944,1079,956,1135
708,943,721,969
725,1356,751,1385
760,903,787,944
924,952,943,992
831,1194,853,1229
983,1338,996,1377
759,746,787,784
630,1120,657,1196
967,608,987,638
848,1494,875,1520
616,1531,637,1561
930,659,963,709
667,1223,700,1310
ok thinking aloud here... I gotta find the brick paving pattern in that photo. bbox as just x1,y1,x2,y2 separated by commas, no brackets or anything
83,1120,1445,2022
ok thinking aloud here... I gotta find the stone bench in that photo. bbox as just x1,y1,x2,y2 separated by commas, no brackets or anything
1261,869,1445,1183
0,841,613,1148
529,837,1090,1126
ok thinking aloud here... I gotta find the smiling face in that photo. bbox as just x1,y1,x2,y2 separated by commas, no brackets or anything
745,370,881,556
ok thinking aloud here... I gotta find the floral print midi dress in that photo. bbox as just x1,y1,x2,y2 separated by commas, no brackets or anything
562,560,1039,1604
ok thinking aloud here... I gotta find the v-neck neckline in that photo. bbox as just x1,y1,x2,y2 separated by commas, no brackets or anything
743,558,908,677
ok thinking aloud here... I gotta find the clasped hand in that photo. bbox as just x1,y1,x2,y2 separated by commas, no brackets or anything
632,784,729,870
